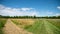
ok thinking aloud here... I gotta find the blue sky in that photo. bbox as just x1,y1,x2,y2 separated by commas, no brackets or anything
0,0,60,16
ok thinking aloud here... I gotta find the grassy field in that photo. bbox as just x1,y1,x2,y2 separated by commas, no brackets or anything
11,19,35,28
12,19,60,34
0,18,7,34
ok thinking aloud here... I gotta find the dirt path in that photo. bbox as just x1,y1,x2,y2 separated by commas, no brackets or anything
3,19,33,34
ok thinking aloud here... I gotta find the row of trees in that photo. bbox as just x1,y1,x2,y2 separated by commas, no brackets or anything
0,15,60,19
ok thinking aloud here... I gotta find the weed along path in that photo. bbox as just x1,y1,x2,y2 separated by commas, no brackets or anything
3,19,33,34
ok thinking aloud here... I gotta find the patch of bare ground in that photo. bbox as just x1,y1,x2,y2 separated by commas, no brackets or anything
3,19,33,34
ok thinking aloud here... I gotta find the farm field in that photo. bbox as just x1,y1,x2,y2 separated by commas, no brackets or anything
0,18,60,34
12,19,60,34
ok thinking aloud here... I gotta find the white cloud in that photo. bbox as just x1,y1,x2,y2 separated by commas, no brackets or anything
56,13,60,16
0,4,38,16
57,6,60,10
21,8,33,11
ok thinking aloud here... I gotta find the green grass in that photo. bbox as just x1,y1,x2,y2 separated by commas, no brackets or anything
0,19,7,34
25,19,60,34
24,19,46,34
12,19,60,34
46,19,60,29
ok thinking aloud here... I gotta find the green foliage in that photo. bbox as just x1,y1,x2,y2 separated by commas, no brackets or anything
24,25,32,29
0,19,7,34
0,28,4,34
0,15,60,19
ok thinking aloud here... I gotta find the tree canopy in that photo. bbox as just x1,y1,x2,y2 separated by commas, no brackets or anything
0,15,60,19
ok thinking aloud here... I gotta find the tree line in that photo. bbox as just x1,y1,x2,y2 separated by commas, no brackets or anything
0,15,60,19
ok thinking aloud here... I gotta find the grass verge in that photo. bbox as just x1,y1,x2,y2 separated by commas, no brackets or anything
0,19,7,34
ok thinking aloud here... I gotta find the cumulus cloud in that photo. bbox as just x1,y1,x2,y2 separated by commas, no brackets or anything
57,6,60,10
0,4,38,16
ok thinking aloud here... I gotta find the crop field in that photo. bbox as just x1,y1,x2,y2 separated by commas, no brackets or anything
0,18,60,34
0,18,7,34
12,19,60,34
